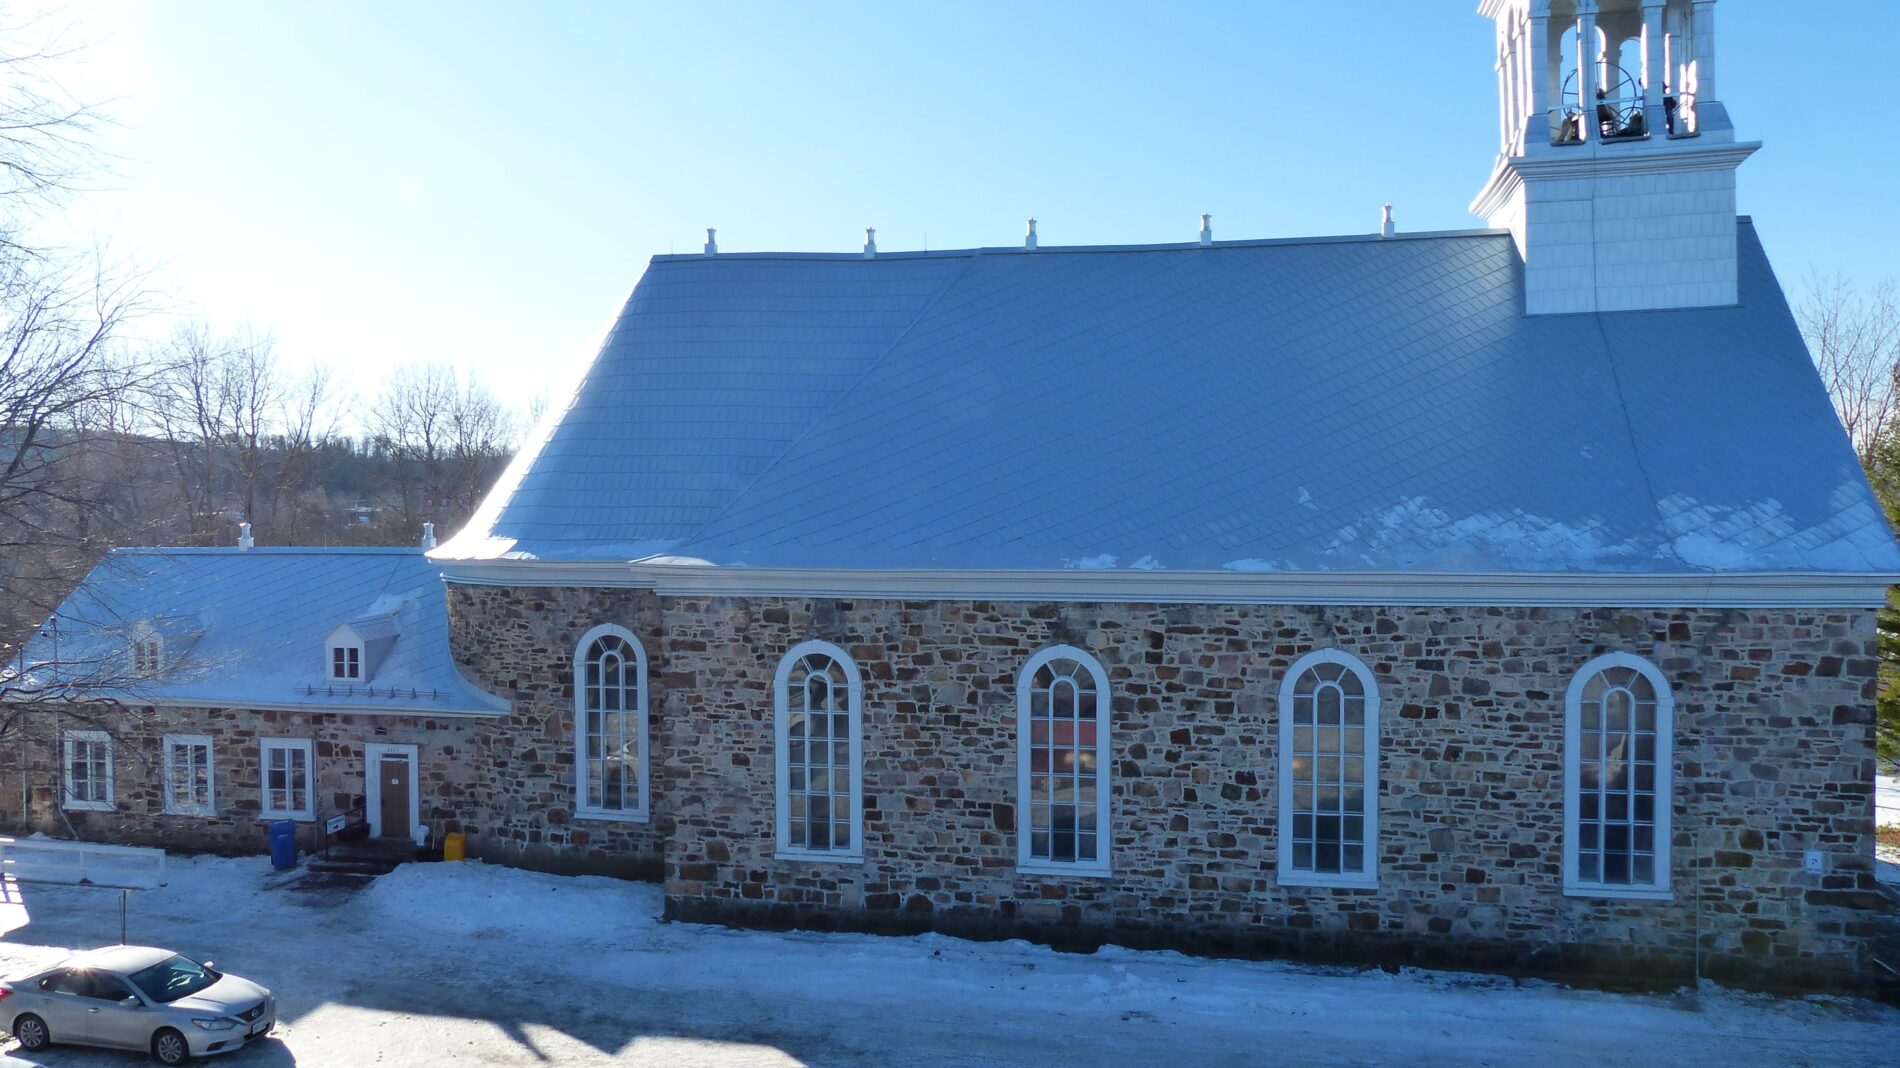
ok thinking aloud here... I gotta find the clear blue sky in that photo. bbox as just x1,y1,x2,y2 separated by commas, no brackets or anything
54,1,1900,416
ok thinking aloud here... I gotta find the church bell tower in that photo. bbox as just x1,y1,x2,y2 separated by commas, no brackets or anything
1469,0,1758,315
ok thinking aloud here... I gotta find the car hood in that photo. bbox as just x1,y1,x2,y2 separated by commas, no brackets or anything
169,973,269,1015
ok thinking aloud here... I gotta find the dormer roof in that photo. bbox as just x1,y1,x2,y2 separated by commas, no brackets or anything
329,612,400,646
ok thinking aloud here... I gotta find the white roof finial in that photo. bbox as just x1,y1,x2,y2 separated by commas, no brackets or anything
863,227,877,258
1025,218,1038,251
237,522,253,551
703,228,718,255
1199,213,1213,246
420,522,437,551
1380,204,1395,239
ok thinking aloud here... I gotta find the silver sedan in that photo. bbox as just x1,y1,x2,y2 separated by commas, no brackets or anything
1,944,275,1064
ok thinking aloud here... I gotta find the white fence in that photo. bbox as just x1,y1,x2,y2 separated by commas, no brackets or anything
0,836,167,889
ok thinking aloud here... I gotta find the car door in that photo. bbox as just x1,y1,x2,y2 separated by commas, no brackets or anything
33,969,98,1042
84,972,152,1050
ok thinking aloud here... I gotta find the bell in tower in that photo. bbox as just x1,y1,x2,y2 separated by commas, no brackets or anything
1469,0,1758,315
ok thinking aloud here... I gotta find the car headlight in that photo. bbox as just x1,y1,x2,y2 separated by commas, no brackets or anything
192,1018,237,1030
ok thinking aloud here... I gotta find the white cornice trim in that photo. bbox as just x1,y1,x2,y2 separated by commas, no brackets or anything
1470,141,1759,221
434,559,1898,608
121,694,508,718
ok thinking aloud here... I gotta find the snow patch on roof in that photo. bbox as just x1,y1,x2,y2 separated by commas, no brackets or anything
1322,497,1637,570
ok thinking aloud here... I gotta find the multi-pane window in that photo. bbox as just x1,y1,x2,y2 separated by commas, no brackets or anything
260,738,314,820
1565,653,1673,897
330,645,360,680
61,730,113,811
1277,650,1380,887
1017,646,1111,875
163,734,216,816
131,636,161,677
574,625,648,821
774,641,862,860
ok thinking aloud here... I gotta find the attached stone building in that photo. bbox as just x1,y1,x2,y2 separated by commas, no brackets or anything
9,0,1896,992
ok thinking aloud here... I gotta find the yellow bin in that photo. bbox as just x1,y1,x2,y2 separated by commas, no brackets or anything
443,832,466,862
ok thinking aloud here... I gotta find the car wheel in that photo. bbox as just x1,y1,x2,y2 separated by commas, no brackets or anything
152,1026,190,1065
12,1013,49,1050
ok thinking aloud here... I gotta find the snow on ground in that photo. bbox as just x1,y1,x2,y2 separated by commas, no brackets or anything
0,856,1892,1066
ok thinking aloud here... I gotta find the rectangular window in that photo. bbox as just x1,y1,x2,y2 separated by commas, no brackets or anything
260,738,315,820
162,734,216,817
61,730,113,811
330,646,360,680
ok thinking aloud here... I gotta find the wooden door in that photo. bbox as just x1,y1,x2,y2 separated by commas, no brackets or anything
378,753,412,839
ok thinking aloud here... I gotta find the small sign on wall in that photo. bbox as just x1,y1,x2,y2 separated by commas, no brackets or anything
325,814,347,835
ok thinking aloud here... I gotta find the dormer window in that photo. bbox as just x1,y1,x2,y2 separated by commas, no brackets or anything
330,644,362,681
131,636,161,677
324,610,399,684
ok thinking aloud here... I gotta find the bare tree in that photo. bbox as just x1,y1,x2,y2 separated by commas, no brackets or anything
1796,271,1900,463
368,364,517,540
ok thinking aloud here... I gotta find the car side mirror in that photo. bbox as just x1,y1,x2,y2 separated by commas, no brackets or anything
120,995,140,1008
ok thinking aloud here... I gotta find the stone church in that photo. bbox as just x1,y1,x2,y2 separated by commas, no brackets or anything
12,0,1895,990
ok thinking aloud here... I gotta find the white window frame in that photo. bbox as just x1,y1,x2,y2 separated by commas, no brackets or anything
161,733,216,817
1277,648,1381,889
259,737,316,821
1016,644,1113,878
60,730,113,812
329,643,362,681
573,623,651,823
1564,651,1674,900
130,628,162,677
773,639,864,863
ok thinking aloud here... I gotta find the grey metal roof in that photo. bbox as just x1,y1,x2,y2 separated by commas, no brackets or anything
439,222,1900,575
7,548,507,715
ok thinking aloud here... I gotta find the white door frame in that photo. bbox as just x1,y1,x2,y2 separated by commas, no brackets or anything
364,742,420,839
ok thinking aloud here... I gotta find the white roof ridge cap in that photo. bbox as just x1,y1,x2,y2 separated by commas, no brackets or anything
645,227,1512,264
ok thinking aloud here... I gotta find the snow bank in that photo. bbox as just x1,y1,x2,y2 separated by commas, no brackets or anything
359,860,661,943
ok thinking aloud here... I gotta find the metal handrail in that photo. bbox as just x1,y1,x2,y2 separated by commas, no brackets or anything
0,836,167,888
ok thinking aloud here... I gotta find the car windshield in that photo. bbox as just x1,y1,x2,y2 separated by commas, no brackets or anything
127,955,218,1004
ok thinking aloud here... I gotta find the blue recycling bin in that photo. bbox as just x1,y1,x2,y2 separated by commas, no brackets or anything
267,819,297,870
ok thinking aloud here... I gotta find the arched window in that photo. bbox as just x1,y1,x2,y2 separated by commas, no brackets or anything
1017,645,1111,876
574,624,649,822
1277,649,1380,888
774,640,863,861
1564,653,1673,898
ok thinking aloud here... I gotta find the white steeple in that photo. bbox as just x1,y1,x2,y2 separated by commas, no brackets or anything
1469,0,1757,315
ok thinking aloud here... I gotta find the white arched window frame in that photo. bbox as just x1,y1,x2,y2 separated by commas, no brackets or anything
1277,648,1380,889
774,640,864,863
573,623,650,823
1564,652,1673,899
1016,645,1112,877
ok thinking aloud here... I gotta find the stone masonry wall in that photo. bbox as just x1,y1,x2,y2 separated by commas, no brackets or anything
11,585,1879,991
444,584,668,878
653,597,1882,989
0,706,481,856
